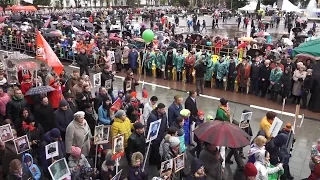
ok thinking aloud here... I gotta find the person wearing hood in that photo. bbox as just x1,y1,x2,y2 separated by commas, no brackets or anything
214,56,227,89
115,90,125,102
34,97,55,133
0,87,10,118
98,97,112,125
76,48,90,76
186,158,206,180
128,152,147,180
54,99,73,140
280,67,292,101
100,65,115,101
269,65,283,102
100,150,116,180
65,111,92,156
22,153,41,180
6,89,28,127
6,159,33,180
40,128,65,178
254,150,283,180
68,146,92,180
199,143,223,180
215,98,230,122
147,103,168,169
111,110,133,151
142,96,158,125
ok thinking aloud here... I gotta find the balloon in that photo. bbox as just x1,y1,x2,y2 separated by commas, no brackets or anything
142,29,154,43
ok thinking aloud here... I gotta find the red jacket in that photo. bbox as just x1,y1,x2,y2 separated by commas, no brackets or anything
49,83,63,109
20,82,33,104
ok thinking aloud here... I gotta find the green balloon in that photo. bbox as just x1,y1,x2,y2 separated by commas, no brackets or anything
142,29,154,43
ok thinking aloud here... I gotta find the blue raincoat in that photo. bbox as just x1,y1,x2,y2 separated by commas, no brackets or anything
22,153,41,180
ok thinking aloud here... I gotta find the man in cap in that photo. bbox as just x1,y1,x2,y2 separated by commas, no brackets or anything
154,48,165,79
127,122,146,164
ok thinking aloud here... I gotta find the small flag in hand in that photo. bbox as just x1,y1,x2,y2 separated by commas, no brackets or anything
142,82,148,98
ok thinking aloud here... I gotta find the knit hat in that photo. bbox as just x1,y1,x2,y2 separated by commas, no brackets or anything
220,98,228,106
71,146,82,158
59,99,68,107
169,136,180,148
74,111,85,118
50,128,61,138
114,110,126,118
180,109,190,117
197,110,204,116
244,163,258,177
206,115,214,121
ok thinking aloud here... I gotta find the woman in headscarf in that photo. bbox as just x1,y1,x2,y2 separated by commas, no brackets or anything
65,111,92,156
292,64,307,104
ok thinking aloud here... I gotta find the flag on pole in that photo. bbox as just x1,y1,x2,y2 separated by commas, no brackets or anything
142,81,148,98
36,31,64,75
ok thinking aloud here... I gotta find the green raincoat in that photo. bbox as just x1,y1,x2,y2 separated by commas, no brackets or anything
204,55,214,81
214,58,228,80
143,52,154,69
174,54,185,72
268,164,284,180
154,52,165,69
269,68,283,92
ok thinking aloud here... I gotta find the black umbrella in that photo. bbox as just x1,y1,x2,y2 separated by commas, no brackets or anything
292,27,302,33
108,29,121,33
247,49,264,58
11,15,22,21
122,30,131,37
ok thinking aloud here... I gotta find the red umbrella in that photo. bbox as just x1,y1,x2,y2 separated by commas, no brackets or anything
193,121,250,148
296,54,320,61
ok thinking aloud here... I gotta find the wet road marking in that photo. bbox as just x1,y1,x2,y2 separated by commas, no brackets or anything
68,65,302,118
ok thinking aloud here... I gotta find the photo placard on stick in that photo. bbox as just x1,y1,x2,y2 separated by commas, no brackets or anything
111,169,122,180
269,117,283,138
13,135,30,154
125,81,132,92
0,124,14,142
45,141,59,160
112,134,125,160
239,112,253,129
146,119,162,143
93,73,101,87
173,153,185,173
94,125,110,144
160,159,173,178
48,158,71,180
105,79,112,90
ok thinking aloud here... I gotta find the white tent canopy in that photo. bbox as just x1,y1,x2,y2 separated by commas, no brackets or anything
278,0,299,12
238,1,266,13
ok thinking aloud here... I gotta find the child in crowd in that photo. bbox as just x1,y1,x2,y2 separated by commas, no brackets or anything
22,153,41,180
128,152,147,180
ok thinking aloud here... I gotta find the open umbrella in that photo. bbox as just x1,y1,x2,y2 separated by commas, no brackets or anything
25,86,56,96
193,121,250,148
109,36,123,41
238,37,253,42
296,54,320,61
247,49,264,58
16,61,37,71
254,37,266,43
254,31,270,37
292,27,302,33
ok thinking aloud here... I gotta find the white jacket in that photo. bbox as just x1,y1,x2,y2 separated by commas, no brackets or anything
254,150,283,180
142,99,156,124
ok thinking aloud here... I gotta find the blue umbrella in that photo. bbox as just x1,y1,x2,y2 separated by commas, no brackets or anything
25,86,56,96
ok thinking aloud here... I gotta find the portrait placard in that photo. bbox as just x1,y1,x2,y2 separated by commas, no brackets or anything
146,119,162,142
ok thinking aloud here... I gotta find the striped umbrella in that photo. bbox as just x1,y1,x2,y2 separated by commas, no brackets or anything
193,120,250,148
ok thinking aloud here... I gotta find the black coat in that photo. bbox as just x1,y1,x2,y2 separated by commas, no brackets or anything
250,62,261,79
194,63,206,79
185,96,198,122
6,98,28,125
127,131,146,155
54,108,73,134
308,65,320,112
147,110,168,143
76,53,89,67
303,75,313,91
259,65,271,80
100,71,114,93
34,104,56,133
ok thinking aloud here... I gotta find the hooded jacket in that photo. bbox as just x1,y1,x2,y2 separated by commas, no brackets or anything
254,150,282,180
266,133,288,165
128,152,147,180
187,158,206,180
22,153,41,180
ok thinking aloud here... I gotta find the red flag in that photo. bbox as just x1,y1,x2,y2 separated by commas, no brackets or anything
36,31,63,75
111,98,123,112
